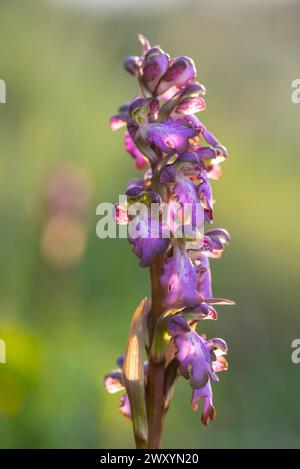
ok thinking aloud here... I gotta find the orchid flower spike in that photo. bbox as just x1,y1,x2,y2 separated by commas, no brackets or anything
104,35,234,449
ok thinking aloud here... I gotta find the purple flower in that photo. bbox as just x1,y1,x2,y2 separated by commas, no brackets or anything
174,330,217,387
159,152,207,231
104,358,131,419
104,356,149,421
158,82,206,121
129,216,169,268
123,55,141,76
175,96,206,115
184,301,219,321
160,152,205,203
127,119,159,166
129,97,160,123
174,175,198,207
124,130,148,169
169,152,204,204
146,119,197,155
106,35,234,440
196,254,213,299
104,369,124,394
203,228,230,258
191,339,229,425
125,185,161,204
119,393,131,419
168,318,228,426
161,244,203,308
142,47,170,94
110,102,131,131
157,56,197,96
198,171,213,223
191,381,215,426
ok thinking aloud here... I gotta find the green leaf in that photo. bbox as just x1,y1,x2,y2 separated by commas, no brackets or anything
123,297,149,449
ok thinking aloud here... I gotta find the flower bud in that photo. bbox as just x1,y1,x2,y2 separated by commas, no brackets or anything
157,56,196,95
142,47,170,93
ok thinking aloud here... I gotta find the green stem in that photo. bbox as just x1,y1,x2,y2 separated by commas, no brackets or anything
146,255,166,449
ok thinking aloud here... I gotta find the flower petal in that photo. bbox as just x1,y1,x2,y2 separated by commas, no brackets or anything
196,254,213,298
204,228,230,258
129,217,169,267
157,56,197,95
161,245,203,308
123,55,141,76
175,96,206,115
171,328,213,388
118,393,131,419
146,119,197,154
124,131,148,169
110,102,131,131
191,381,216,426
142,47,170,93
138,33,151,54
104,370,124,394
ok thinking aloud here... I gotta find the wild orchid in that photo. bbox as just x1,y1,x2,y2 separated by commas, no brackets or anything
104,35,234,449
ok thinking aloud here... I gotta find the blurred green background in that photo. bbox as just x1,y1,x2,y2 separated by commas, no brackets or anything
0,0,300,449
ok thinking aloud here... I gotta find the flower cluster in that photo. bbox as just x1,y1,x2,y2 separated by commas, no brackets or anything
104,35,233,441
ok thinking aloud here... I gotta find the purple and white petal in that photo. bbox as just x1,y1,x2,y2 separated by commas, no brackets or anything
104,370,124,394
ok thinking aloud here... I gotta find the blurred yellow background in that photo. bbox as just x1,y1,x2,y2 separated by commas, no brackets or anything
0,0,300,448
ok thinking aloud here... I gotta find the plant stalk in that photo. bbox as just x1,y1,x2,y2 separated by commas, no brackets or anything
146,255,166,449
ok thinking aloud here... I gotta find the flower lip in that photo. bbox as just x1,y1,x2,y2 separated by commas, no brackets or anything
192,382,216,426
146,119,198,155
